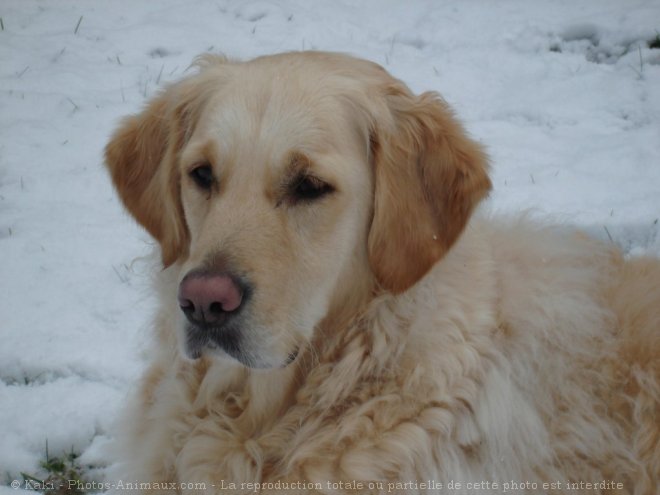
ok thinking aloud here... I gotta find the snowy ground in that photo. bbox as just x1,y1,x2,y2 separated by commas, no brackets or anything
1,0,659,487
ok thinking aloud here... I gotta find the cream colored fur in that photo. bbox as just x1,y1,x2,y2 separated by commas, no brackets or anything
105,52,660,495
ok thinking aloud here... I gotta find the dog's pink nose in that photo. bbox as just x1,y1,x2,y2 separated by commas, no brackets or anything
178,272,244,325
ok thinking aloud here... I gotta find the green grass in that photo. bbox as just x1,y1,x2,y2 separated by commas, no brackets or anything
19,443,90,495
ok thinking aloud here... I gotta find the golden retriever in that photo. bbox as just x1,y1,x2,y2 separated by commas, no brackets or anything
105,52,659,494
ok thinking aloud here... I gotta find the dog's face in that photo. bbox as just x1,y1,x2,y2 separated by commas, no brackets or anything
105,52,490,368
172,61,377,368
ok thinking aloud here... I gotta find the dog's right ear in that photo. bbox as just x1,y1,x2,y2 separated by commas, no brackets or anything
366,81,491,294
105,78,209,266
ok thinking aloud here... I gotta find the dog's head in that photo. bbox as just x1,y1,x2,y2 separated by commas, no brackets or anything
105,52,490,368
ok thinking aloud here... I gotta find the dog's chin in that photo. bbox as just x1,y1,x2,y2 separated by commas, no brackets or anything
182,326,299,369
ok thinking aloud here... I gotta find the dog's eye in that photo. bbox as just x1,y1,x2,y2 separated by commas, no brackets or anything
290,174,334,203
189,164,214,190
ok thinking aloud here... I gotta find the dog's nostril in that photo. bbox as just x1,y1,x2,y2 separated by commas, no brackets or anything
180,299,195,313
209,302,224,314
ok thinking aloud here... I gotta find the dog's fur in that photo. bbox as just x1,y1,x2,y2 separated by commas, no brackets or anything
105,52,659,494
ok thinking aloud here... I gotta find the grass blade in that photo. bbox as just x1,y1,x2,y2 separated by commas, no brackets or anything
74,15,83,35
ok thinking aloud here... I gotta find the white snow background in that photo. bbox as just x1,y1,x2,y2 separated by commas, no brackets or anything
1,0,659,487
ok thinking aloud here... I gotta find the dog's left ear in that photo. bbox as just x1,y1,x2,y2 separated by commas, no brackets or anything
368,84,491,294
104,78,208,266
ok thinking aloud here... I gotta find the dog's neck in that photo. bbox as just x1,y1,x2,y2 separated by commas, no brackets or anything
160,222,487,426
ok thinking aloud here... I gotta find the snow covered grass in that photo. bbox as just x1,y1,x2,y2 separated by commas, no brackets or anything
12,443,89,495
1,0,659,489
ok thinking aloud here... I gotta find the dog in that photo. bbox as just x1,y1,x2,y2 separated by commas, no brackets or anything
105,51,659,494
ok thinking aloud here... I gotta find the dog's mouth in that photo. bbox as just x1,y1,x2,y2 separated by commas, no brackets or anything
183,324,300,369
185,325,242,361
184,322,248,363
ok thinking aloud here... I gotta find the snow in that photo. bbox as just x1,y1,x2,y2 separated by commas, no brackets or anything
1,0,659,485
